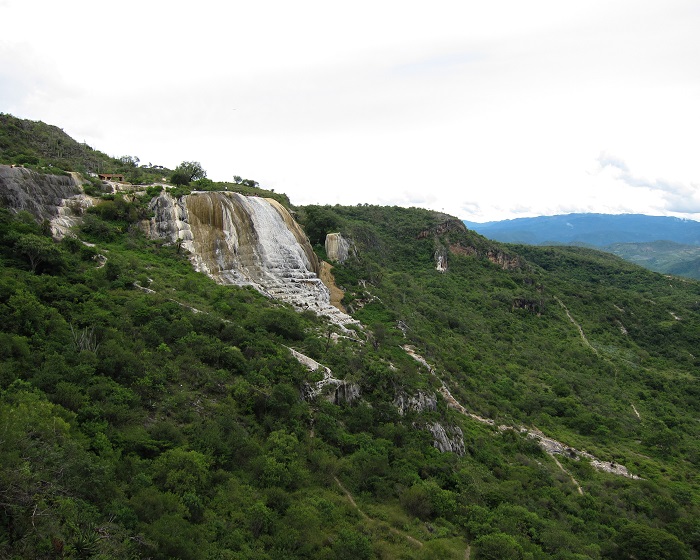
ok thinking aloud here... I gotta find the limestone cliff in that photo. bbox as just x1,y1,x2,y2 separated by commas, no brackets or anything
325,232,351,263
394,391,438,415
0,165,93,237
427,422,465,455
145,191,356,324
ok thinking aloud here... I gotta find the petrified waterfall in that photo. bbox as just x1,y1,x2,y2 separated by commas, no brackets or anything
145,191,355,324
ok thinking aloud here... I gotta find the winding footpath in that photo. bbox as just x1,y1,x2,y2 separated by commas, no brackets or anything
553,296,598,354
403,345,641,490
332,476,424,549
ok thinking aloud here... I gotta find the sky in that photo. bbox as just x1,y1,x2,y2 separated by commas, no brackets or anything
2,0,700,222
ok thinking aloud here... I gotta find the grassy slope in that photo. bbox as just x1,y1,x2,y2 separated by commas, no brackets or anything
302,204,700,557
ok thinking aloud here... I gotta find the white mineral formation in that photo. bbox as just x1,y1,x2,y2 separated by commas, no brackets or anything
325,232,350,263
402,344,641,479
145,192,357,325
427,422,465,455
288,347,361,404
394,391,438,415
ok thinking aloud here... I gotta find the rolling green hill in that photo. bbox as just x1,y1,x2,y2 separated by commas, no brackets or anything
465,214,700,280
0,113,171,184
1,117,700,559
607,240,700,280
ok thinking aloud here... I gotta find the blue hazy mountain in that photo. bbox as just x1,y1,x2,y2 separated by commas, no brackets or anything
464,213,700,247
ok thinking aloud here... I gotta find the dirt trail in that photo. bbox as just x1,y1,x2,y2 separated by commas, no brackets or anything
319,261,347,312
553,296,597,354
550,454,584,495
333,476,423,549
403,346,641,485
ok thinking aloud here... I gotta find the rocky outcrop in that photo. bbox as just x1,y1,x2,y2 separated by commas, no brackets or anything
434,248,448,273
417,218,522,272
290,347,361,405
404,344,641,480
0,165,94,237
394,391,438,415
486,249,522,270
526,428,641,479
0,165,79,218
512,296,544,315
417,219,467,239
325,232,351,263
426,422,465,455
144,192,357,324
319,261,347,312
332,382,362,405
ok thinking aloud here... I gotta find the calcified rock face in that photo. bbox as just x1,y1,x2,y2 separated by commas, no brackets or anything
289,347,362,404
0,165,79,218
146,192,357,324
325,232,350,263
427,422,465,455
0,165,93,237
434,248,448,273
394,391,438,416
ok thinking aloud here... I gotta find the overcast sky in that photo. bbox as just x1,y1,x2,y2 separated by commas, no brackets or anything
2,1,699,221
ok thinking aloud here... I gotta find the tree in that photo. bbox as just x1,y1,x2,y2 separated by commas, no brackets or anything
171,161,206,185
301,206,340,246
13,233,64,272
608,524,689,560
152,448,211,496
118,155,139,167
473,533,524,560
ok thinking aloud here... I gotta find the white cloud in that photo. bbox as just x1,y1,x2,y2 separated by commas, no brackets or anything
596,152,700,215
2,0,700,221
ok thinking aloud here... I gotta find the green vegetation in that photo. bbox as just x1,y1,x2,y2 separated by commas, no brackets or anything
170,161,207,186
299,204,700,559
0,114,171,184
607,240,700,280
2,118,700,558
1,203,470,559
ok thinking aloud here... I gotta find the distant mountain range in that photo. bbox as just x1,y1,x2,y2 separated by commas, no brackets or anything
465,213,700,279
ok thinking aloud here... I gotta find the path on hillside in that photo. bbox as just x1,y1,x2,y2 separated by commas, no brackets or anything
631,403,641,420
81,241,107,268
333,476,424,549
550,454,584,495
296,348,471,557
553,296,597,354
403,346,640,485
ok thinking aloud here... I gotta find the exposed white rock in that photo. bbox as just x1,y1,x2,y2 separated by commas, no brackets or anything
436,255,447,273
144,192,358,325
289,347,361,404
332,383,362,405
394,391,438,415
526,427,641,479
325,232,351,263
51,193,97,238
435,249,448,273
427,422,465,455
403,343,641,480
